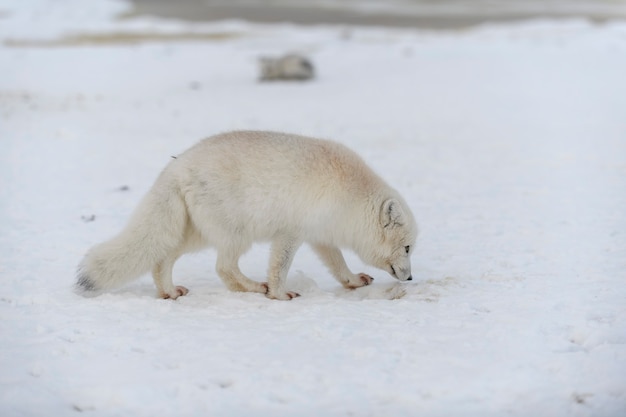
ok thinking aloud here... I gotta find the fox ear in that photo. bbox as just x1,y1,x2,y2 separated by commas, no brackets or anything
380,199,405,228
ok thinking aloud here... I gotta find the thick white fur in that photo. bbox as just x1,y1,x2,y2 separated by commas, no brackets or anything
77,131,418,300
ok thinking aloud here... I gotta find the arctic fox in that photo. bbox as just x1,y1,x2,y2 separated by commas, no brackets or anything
77,131,418,300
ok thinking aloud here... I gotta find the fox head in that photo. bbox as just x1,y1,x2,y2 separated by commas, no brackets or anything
358,198,418,282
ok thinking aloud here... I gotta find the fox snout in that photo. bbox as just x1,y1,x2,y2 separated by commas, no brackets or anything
390,265,412,281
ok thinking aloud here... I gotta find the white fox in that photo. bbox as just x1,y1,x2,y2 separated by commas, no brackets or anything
77,131,418,300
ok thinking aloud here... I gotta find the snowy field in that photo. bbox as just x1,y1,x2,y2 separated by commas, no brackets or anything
1,0,626,416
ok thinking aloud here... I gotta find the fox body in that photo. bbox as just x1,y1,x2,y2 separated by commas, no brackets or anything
77,131,418,300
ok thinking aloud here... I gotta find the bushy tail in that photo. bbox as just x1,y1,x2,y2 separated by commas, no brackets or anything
76,176,187,294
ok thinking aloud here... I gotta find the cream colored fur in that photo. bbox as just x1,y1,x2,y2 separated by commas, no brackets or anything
77,131,418,300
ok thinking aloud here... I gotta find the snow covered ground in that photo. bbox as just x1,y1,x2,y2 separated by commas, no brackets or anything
1,1,625,415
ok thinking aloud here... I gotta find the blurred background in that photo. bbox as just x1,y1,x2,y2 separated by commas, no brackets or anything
126,0,626,28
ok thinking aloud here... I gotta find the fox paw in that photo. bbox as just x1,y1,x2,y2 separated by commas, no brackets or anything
345,273,374,289
161,286,189,300
266,290,300,300
248,282,270,294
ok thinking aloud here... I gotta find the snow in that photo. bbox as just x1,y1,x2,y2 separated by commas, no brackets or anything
1,0,626,415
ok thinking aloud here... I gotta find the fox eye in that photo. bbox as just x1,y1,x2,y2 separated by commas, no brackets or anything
404,246,410,254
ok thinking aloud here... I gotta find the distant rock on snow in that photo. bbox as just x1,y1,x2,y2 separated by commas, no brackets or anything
258,53,315,81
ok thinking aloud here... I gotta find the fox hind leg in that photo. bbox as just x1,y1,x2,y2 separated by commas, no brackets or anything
216,249,268,294
152,254,188,299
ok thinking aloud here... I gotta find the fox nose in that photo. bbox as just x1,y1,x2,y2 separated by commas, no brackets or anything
406,275,412,281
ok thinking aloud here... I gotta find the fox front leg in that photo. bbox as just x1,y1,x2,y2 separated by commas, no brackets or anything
312,244,373,289
266,236,302,300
